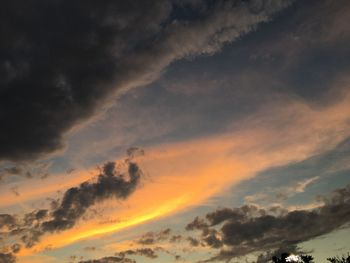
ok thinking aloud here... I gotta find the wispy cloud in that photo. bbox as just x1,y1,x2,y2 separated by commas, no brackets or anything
244,176,320,205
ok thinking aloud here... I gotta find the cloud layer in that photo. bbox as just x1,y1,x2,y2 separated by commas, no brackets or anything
0,0,295,161
186,184,350,262
0,155,143,259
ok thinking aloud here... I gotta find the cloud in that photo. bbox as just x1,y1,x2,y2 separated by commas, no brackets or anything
243,176,320,205
0,162,51,184
5,87,349,257
186,184,350,262
41,161,141,233
0,214,17,230
79,182,350,263
117,248,159,259
0,0,295,162
78,247,182,263
79,248,162,263
0,253,16,263
79,257,136,263
136,228,172,245
0,154,143,259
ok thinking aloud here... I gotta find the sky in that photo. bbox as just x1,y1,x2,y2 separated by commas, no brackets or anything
0,0,350,263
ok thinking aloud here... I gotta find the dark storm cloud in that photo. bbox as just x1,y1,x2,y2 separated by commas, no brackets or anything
187,184,350,262
0,0,171,161
0,0,295,162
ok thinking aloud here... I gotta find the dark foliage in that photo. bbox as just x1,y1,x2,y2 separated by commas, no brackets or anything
327,254,350,263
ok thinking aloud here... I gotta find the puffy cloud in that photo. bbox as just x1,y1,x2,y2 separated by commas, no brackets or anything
0,214,17,231
0,0,295,161
187,184,350,262
9,244,21,255
0,253,16,263
41,161,142,233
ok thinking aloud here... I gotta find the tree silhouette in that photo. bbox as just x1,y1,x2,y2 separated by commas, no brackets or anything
326,254,350,263
271,253,350,263
272,253,290,263
300,255,314,263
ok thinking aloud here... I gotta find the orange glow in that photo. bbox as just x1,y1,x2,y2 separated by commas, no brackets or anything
12,90,350,260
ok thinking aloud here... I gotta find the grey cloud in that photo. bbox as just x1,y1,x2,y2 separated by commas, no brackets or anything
0,0,295,162
79,247,181,263
84,246,97,252
126,147,145,159
0,253,16,263
82,229,185,263
136,228,172,245
169,234,182,243
186,216,209,231
79,257,136,263
187,184,350,262
187,237,200,247
0,162,51,183
0,214,17,231
41,161,142,232
118,248,159,259
187,205,286,231
247,0,350,103
10,244,21,254
20,230,42,249
23,210,48,227
79,248,161,263
0,153,143,253
2,167,21,175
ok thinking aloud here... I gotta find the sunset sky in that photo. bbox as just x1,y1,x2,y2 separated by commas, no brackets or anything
1,1,350,263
